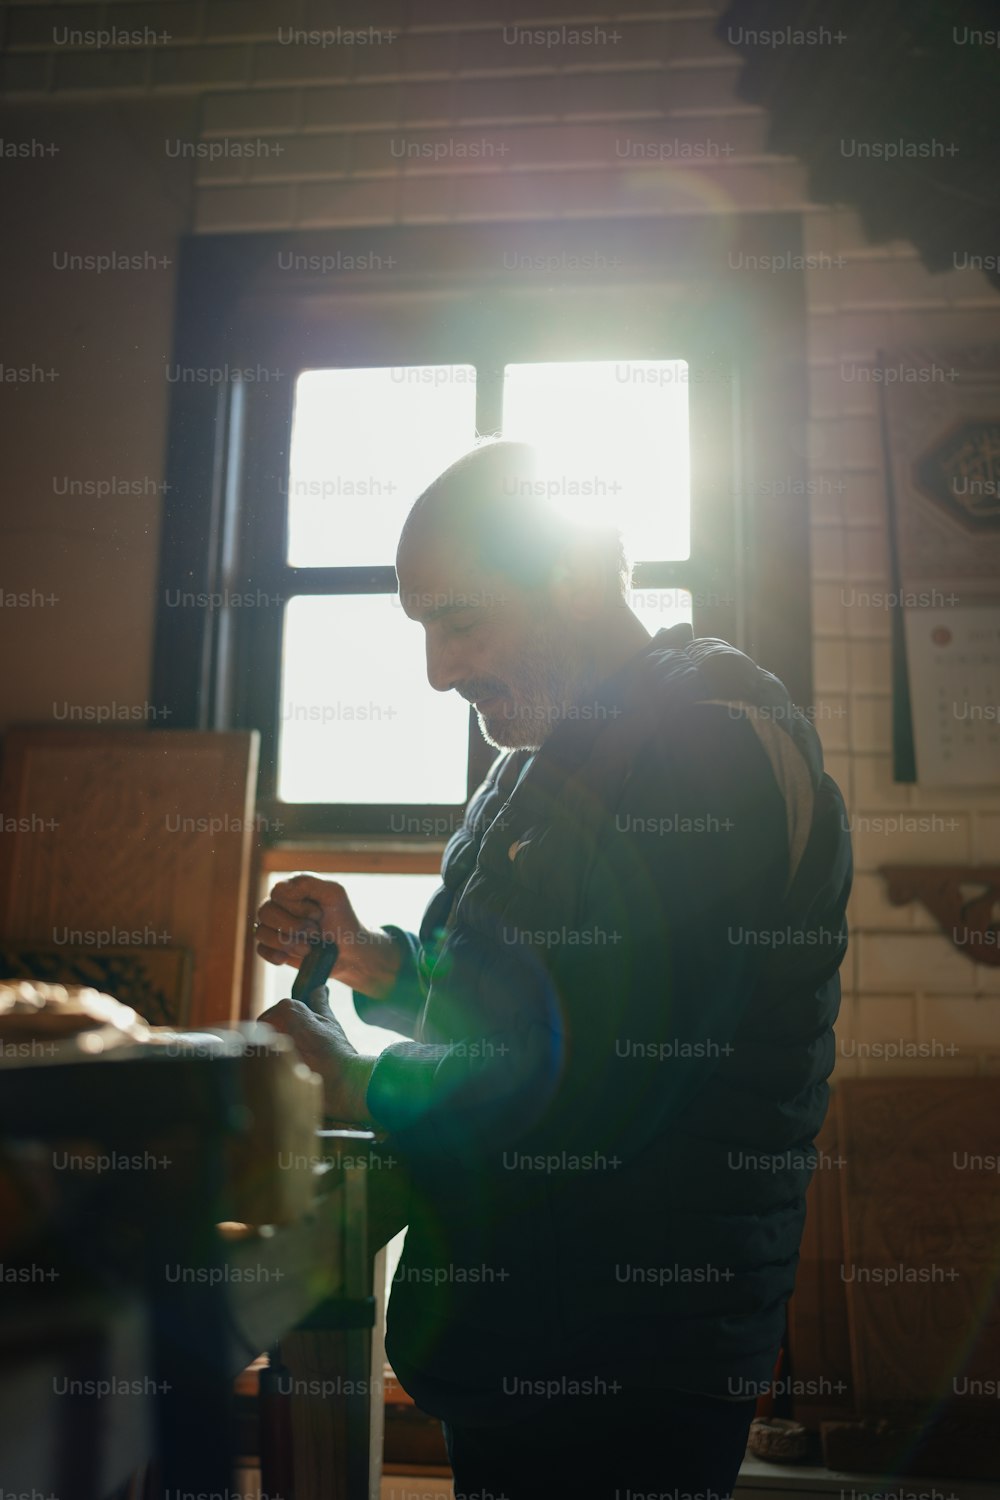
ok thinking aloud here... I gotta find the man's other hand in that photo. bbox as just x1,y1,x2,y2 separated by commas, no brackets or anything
257,995,375,1124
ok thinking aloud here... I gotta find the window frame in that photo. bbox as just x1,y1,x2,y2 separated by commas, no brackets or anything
153,217,811,842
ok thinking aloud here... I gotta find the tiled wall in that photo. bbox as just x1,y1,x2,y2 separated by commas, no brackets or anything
3,0,999,1074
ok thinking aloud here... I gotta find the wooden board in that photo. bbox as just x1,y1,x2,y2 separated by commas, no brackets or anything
835,1078,1000,1408
0,729,258,1028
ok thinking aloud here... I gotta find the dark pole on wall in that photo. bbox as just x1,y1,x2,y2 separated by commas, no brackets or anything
152,237,241,729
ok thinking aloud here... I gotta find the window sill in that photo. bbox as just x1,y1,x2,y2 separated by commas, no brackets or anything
261,842,444,874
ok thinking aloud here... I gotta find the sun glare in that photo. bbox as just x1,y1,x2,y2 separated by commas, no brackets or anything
501,360,690,561
278,359,692,803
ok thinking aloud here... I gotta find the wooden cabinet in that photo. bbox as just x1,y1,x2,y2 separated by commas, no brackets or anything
0,728,259,1028
788,1079,1000,1479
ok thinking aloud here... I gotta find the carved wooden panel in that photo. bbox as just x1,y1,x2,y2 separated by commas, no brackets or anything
0,729,259,1028
0,941,193,1027
836,1079,1000,1407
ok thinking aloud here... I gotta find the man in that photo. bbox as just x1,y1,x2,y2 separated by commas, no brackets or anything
256,439,852,1500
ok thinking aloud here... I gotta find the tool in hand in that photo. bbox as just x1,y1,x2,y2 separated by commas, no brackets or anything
290,937,339,1015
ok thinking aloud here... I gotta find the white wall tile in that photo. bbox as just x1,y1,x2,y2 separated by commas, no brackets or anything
850,754,912,807
849,694,893,753
858,932,976,994
908,780,1000,812
822,750,852,791
845,526,889,579
808,362,842,419
842,472,886,527
847,638,892,693
841,587,893,638
972,814,1000,862
812,581,849,636
848,872,915,929
841,993,917,1050
803,208,835,260
814,638,849,694
973,964,1000,996
813,695,850,753
917,996,1000,1051
848,810,970,869
809,525,847,580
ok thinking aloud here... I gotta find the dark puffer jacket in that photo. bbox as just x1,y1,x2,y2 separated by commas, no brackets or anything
355,623,852,1426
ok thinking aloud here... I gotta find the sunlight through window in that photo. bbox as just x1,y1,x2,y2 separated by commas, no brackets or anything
286,365,477,568
278,594,470,804
256,869,441,1051
628,587,693,634
501,360,690,562
277,358,691,806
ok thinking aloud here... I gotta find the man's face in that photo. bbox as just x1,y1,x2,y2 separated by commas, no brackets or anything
396,533,593,751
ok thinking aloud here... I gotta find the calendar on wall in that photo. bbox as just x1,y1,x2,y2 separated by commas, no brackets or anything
880,347,1000,786
904,607,1000,785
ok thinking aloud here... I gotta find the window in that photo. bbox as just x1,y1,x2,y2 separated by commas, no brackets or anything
255,868,441,1048
285,365,477,569
271,356,694,820
155,219,810,842
501,357,696,641
501,358,690,560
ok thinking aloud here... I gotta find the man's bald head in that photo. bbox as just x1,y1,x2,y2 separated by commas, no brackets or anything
396,438,629,598
394,439,648,750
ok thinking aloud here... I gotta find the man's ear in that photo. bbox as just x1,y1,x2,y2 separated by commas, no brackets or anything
552,533,616,619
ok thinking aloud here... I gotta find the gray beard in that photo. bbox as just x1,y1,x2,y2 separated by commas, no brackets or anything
475,628,599,751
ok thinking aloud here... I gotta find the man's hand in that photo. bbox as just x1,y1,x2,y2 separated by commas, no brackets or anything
255,875,402,999
257,994,376,1125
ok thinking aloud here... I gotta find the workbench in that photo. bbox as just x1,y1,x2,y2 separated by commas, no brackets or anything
0,1034,386,1498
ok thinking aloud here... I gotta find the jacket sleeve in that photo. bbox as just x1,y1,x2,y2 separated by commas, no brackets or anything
362,706,792,1164
351,924,427,1041
349,872,459,1039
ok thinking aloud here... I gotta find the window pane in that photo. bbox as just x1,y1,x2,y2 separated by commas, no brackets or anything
501,360,690,562
628,587,693,635
255,869,441,1052
286,365,477,567
277,594,469,804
